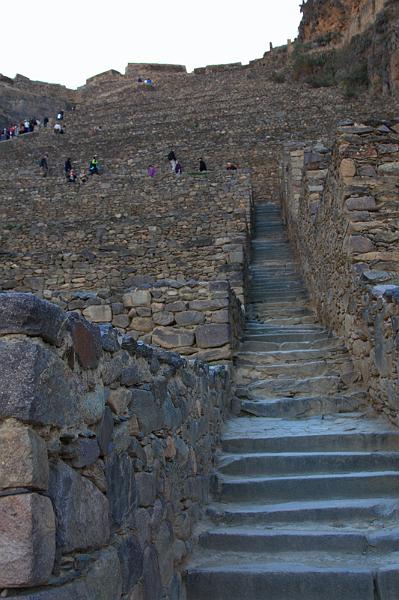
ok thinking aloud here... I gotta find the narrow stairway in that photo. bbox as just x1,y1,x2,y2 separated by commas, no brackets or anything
185,202,399,600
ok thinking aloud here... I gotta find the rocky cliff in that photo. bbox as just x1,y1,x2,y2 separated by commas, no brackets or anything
298,0,399,95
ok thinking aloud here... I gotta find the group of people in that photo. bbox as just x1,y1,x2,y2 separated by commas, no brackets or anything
137,77,154,86
39,153,101,180
147,151,237,177
0,109,68,142
1,117,41,141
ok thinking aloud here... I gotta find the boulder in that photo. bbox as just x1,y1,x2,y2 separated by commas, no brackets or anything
49,461,110,552
0,421,48,491
5,547,122,600
69,314,102,369
0,340,80,427
105,452,137,527
0,493,55,587
0,293,66,345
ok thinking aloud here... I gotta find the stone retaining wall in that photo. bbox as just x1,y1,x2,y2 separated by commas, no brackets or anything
0,293,231,599
282,119,399,421
43,279,245,362
0,171,252,301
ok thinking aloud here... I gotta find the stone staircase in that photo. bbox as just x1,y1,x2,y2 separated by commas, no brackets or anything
185,202,399,600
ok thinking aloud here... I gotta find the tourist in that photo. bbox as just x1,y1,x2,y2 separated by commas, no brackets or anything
226,162,238,170
54,122,62,133
199,158,207,172
147,165,157,177
167,150,177,172
24,119,30,132
79,169,88,183
68,168,77,183
64,158,72,178
175,161,183,175
39,153,49,177
57,111,64,120
43,116,49,128
89,156,100,175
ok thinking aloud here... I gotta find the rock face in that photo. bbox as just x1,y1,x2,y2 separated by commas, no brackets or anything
0,294,230,598
299,0,399,95
299,0,388,46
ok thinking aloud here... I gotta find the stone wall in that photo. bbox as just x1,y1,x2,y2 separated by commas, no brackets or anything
0,171,252,301
0,74,76,128
282,118,399,421
43,279,245,362
0,292,231,599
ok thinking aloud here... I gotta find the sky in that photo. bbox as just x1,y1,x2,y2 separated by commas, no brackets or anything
1,0,302,89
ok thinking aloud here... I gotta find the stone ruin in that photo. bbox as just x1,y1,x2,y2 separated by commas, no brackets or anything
1,1,399,598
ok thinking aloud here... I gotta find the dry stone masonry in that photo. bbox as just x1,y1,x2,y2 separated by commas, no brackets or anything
1,3,399,598
283,118,399,423
0,293,231,599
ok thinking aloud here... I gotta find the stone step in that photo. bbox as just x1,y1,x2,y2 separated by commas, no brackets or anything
185,559,385,600
198,526,399,554
239,340,345,353
234,358,353,382
242,374,344,399
247,315,317,326
206,497,399,527
221,416,399,453
218,451,399,477
215,471,399,503
239,391,366,418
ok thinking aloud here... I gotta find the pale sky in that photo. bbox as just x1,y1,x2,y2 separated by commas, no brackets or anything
1,0,302,89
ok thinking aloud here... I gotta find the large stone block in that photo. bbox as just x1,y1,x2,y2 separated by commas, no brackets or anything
105,452,137,527
345,196,376,212
195,323,230,348
69,314,102,369
108,388,132,415
136,472,157,507
0,420,48,491
189,298,228,311
6,547,122,600
97,406,114,456
131,389,162,433
152,327,194,349
349,235,375,254
83,304,112,323
0,292,66,345
114,533,143,594
0,493,55,587
0,340,80,427
175,310,205,326
340,158,356,178
153,311,175,326
143,545,163,600
70,438,100,468
49,461,110,552
123,290,152,307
